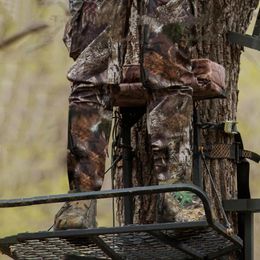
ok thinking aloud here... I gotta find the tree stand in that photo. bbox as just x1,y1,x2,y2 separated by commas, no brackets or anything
0,98,253,259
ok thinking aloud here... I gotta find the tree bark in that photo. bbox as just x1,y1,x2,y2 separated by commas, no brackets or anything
116,0,258,257
192,0,258,224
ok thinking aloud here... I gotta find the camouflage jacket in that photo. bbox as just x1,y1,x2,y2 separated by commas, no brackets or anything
65,0,197,88
65,0,226,99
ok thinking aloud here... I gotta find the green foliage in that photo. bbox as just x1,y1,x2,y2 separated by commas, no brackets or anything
173,191,194,207
162,23,185,43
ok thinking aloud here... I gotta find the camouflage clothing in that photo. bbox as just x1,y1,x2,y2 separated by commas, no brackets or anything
63,0,196,188
148,88,193,184
54,0,206,230
67,85,113,192
65,84,193,192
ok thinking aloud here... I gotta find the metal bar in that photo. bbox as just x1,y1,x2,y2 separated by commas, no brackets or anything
0,236,18,258
65,256,105,260
12,221,209,242
207,244,240,259
243,212,254,260
193,103,203,187
253,9,260,37
121,109,133,225
149,231,204,259
211,221,243,248
228,32,260,51
223,199,260,212
91,236,123,260
0,184,214,223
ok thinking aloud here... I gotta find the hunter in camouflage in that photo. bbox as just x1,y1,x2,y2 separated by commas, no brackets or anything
54,0,225,229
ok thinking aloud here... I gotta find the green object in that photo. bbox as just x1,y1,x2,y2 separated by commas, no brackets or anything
162,23,185,43
173,191,194,207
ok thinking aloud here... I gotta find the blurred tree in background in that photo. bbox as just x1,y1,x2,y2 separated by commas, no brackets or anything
238,6,260,258
0,1,258,259
0,0,70,238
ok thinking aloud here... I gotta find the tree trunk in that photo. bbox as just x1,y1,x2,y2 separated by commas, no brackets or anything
116,0,258,256
192,0,258,225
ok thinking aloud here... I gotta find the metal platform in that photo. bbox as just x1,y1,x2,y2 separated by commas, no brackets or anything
0,221,242,260
0,184,242,259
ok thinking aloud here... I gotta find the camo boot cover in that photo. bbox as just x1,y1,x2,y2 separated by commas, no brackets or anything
54,85,112,230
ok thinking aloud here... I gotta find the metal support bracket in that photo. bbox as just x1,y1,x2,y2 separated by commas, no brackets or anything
228,9,260,51
224,198,260,260
120,107,146,225
228,32,260,51
193,103,203,188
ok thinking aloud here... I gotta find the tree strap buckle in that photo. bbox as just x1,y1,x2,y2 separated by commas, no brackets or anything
224,120,238,135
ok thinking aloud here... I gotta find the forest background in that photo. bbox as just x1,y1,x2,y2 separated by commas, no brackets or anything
0,1,259,259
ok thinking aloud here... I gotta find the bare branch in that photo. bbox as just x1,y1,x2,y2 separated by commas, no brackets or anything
0,23,48,49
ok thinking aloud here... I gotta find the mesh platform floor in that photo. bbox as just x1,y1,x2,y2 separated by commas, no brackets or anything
0,221,242,260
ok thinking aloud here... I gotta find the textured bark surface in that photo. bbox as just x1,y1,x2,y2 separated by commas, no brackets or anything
115,0,258,249
192,0,258,225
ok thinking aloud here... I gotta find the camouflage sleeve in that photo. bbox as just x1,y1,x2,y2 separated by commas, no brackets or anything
66,1,108,60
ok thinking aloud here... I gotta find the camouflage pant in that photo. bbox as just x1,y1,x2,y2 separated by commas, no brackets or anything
67,84,193,193
67,84,113,192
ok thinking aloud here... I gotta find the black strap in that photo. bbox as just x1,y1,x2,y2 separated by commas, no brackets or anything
228,8,260,51
235,133,251,249
192,103,203,187
241,150,260,163
228,32,260,51
253,8,260,37
234,133,251,199
237,159,251,200
202,143,260,163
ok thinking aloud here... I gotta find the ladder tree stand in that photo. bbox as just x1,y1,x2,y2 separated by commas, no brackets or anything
0,6,260,260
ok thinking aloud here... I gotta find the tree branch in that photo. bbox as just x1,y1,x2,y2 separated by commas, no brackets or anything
0,23,48,49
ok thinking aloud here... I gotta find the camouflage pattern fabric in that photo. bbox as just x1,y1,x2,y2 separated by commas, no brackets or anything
147,88,193,183
65,0,226,97
54,0,207,230
67,84,113,192
66,0,196,86
66,85,193,192
54,199,97,230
